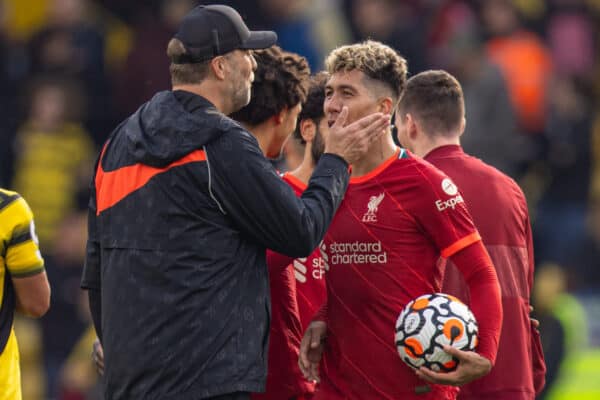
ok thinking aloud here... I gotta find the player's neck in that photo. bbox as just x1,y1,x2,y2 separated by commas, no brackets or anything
351,134,397,177
417,135,461,158
173,83,227,114
243,121,280,158
290,145,316,185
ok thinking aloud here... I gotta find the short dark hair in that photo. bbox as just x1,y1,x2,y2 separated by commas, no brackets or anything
167,38,211,85
231,46,310,125
293,72,328,142
397,70,464,135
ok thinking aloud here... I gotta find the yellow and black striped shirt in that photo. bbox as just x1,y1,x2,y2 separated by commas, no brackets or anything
0,188,44,399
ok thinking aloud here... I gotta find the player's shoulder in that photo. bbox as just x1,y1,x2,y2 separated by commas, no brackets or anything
211,116,261,153
399,150,451,184
383,150,458,200
0,188,24,213
0,189,33,236
464,154,526,197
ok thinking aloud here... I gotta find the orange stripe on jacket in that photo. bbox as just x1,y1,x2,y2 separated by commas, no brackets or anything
441,231,481,259
95,149,206,214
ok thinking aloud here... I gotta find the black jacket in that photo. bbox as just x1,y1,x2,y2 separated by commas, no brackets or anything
81,91,348,399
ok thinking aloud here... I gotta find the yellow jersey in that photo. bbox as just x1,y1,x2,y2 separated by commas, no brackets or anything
0,188,44,400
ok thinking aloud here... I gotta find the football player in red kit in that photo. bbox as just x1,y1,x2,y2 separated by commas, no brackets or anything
275,73,330,331
298,41,503,400
263,73,329,399
230,46,312,400
395,69,546,400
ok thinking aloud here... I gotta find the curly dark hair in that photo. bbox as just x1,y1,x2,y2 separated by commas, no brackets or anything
293,71,328,142
325,40,407,103
230,46,310,125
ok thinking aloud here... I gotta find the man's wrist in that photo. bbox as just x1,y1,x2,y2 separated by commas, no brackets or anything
321,152,349,168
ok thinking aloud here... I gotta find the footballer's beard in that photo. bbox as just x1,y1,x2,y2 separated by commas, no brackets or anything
311,126,326,163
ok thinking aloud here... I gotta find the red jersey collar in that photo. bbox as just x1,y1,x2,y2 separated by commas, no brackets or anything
350,147,402,184
423,144,463,161
282,172,307,191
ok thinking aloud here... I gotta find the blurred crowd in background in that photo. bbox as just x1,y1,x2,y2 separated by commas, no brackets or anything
0,0,599,398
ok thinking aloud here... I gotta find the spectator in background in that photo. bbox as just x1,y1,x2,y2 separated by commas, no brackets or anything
546,0,596,80
11,76,94,399
0,0,32,187
480,0,553,137
59,325,103,400
345,0,427,73
255,0,320,69
113,0,195,119
231,45,313,400
566,194,600,292
530,263,600,398
532,263,567,399
0,188,51,400
240,0,351,70
529,0,597,267
12,77,94,251
534,76,593,265
27,0,110,144
428,1,529,178
0,36,20,187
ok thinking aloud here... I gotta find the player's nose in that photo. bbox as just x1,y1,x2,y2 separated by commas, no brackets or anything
324,94,342,115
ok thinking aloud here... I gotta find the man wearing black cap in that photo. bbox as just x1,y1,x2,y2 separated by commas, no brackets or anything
81,4,389,400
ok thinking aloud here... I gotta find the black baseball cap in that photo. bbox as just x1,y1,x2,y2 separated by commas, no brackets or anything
172,4,278,64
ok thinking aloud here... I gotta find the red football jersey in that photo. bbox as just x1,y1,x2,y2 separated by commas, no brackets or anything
256,173,323,400
282,173,328,330
316,148,482,400
427,145,546,400
252,258,312,400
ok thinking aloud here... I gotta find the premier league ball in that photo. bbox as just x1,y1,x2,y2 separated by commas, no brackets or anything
395,293,478,372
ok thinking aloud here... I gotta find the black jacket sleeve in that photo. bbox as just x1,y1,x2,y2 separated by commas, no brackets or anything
81,163,102,339
206,126,348,258
81,165,101,291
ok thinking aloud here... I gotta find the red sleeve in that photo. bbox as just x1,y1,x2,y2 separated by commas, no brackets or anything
266,249,295,271
311,301,327,323
532,327,546,394
411,168,480,256
449,240,502,364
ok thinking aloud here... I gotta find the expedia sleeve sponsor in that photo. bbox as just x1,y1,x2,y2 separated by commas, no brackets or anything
435,194,465,212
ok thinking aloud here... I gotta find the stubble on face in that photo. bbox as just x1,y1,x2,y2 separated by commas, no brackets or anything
311,118,328,163
227,51,255,113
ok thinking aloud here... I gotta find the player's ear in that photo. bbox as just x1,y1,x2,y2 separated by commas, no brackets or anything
406,113,419,140
210,56,227,80
299,119,316,142
459,116,466,137
273,108,286,125
378,97,394,115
